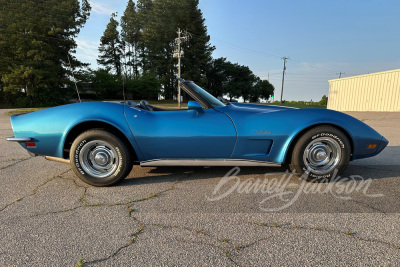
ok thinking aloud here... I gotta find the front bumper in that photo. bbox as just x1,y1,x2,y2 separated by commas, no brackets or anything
376,136,389,154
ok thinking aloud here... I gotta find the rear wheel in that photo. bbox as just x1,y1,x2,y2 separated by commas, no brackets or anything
70,129,133,186
290,126,351,182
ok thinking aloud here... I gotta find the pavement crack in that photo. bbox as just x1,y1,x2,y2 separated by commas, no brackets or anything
177,238,242,266
255,221,400,251
0,169,72,212
151,223,254,266
126,179,181,205
30,179,182,217
33,205,84,217
84,223,145,265
0,157,31,170
349,198,387,214
234,236,273,250
0,156,29,163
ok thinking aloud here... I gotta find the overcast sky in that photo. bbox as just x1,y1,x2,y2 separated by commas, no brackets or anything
76,0,400,101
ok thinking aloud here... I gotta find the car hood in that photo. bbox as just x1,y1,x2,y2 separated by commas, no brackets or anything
223,102,297,114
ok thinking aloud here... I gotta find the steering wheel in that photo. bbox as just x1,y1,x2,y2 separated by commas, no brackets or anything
139,100,153,111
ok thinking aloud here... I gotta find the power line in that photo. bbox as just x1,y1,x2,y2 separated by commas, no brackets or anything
213,39,282,60
212,38,341,74
288,59,339,73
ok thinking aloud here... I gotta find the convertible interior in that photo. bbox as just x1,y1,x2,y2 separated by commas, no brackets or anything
123,80,227,111
125,100,188,112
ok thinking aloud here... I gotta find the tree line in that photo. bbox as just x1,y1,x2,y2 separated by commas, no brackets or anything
0,0,90,107
0,0,274,107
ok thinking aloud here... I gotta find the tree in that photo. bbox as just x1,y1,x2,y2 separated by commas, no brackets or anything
221,62,257,102
125,73,161,99
205,58,229,97
121,0,141,78
138,0,214,99
0,0,91,106
91,69,122,99
180,0,214,87
136,0,154,72
206,58,265,102
319,95,328,106
251,79,275,102
98,13,123,76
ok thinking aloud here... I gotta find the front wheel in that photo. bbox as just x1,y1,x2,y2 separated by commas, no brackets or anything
70,129,133,186
290,126,351,182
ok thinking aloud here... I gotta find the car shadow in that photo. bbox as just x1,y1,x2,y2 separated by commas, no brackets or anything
343,145,400,181
117,146,400,187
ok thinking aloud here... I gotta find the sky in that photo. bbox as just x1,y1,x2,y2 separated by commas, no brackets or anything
76,0,400,101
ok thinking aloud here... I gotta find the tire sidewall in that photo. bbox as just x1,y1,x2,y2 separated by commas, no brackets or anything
70,130,130,186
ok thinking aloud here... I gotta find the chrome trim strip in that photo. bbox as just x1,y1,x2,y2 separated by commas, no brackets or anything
6,137,31,142
140,159,281,167
45,156,70,164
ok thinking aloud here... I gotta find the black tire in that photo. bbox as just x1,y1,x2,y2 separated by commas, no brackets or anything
289,126,351,182
69,129,133,186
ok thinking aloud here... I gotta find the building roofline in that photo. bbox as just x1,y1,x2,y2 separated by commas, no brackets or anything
329,68,400,83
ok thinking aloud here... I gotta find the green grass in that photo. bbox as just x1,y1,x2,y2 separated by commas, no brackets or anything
144,100,325,109
6,108,45,116
74,258,85,267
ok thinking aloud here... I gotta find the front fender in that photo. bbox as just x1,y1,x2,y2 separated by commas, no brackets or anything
275,109,385,163
220,105,384,163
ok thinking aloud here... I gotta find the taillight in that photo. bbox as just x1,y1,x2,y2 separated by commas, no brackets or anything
25,142,36,148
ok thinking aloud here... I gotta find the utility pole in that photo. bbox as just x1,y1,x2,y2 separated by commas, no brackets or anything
336,72,345,78
173,28,191,108
177,29,181,108
280,57,289,104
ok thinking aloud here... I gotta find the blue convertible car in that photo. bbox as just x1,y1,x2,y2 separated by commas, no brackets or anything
7,79,388,186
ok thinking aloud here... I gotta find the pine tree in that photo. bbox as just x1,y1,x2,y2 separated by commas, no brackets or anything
121,0,141,78
0,0,91,106
139,0,214,99
136,0,154,73
206,58,229,97
180,0,214,86
98,13,123,76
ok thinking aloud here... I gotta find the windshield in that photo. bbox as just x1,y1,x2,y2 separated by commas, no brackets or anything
182,82,225,108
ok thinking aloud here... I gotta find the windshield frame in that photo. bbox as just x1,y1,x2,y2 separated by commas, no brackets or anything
180,81,225,109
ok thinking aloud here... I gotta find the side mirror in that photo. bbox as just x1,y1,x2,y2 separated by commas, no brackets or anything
188,101,203,111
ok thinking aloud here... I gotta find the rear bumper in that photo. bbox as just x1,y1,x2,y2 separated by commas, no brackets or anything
6,137,31,142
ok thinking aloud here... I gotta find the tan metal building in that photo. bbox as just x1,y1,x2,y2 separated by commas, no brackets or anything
328,69,400,112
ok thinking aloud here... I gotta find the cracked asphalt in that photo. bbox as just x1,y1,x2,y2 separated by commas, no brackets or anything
1,109,399,266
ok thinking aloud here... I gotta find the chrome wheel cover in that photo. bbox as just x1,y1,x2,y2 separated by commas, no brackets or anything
79,140,119,178
303,137,341,175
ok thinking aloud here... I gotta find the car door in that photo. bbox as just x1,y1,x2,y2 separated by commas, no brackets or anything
124,106,237,161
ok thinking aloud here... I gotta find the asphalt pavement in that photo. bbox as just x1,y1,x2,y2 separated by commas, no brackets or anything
0,109,399,266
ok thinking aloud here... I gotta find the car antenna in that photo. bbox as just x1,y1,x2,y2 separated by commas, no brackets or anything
122,74,126,102
67,55,81,103
122,63,126,102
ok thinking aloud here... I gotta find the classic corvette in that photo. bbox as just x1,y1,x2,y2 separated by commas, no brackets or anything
7,79,388,186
